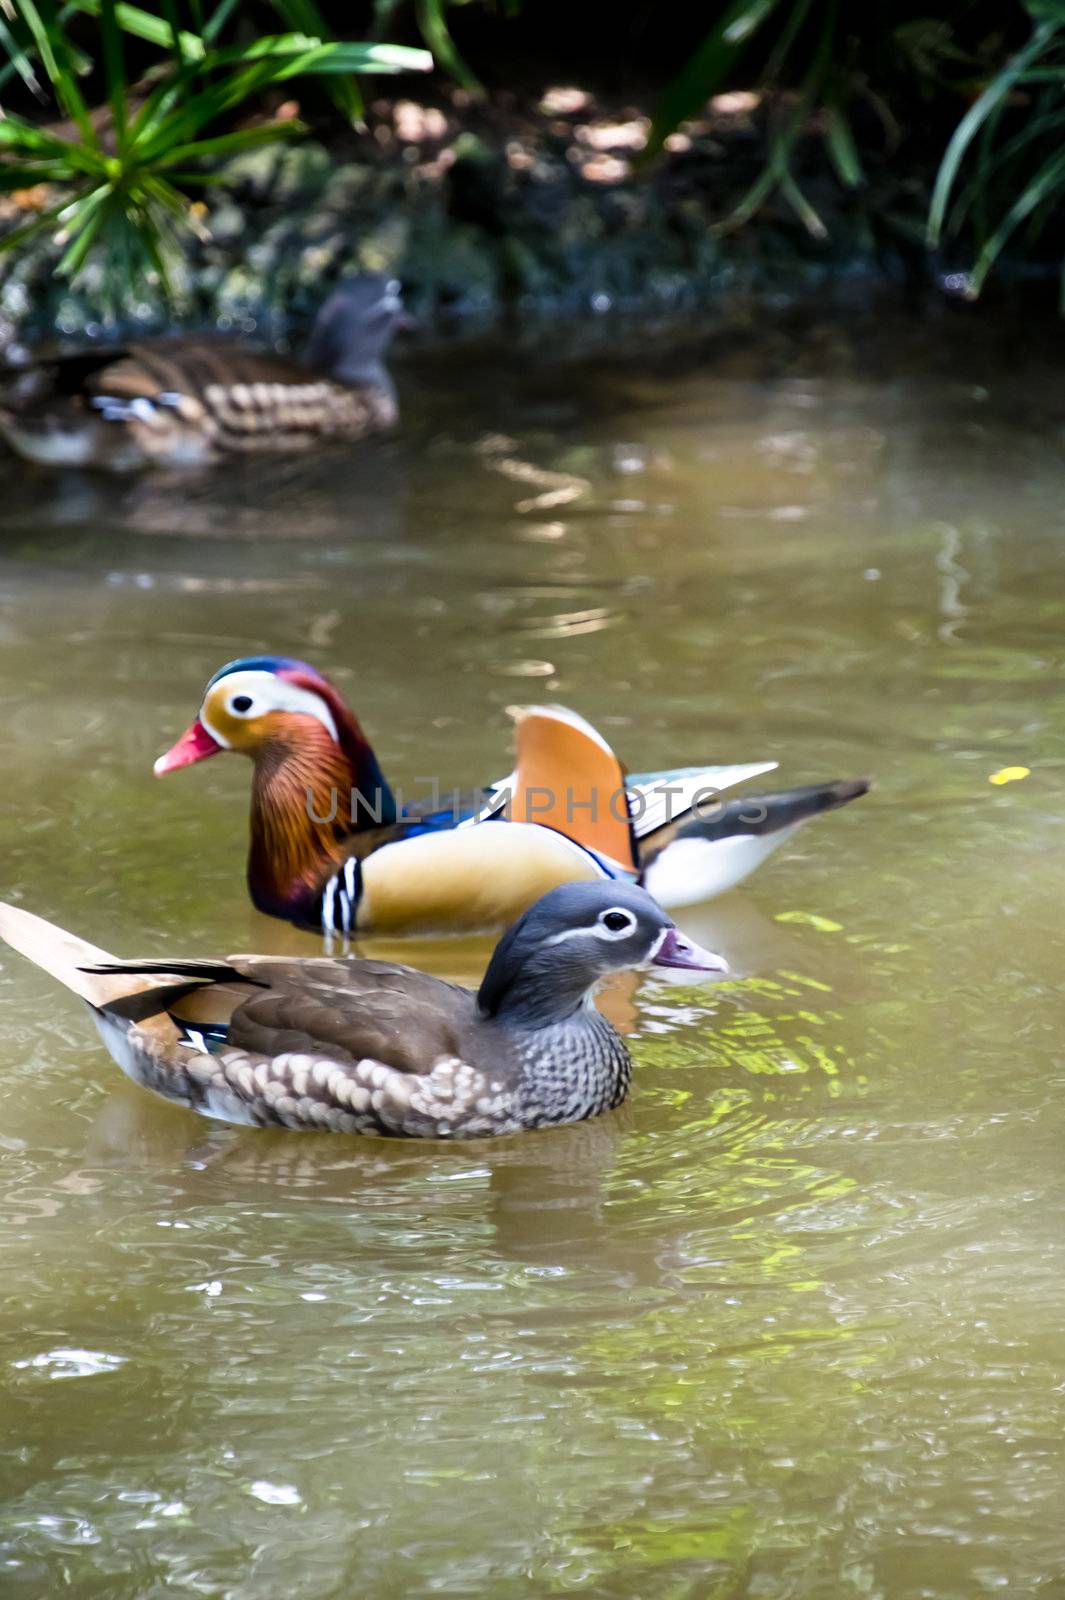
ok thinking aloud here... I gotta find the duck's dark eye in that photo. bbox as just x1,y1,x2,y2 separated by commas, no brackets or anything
231,695,253,714
602,910,632,933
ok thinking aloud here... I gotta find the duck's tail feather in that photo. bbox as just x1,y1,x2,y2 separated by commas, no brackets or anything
640,778,870,909
0,901,145,1007
675,776,871,843
0,902,248,1013
630,760,779,846
76,957,259,1024
79,957,244,983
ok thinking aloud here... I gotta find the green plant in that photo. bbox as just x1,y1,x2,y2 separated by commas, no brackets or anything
645,0,1065,295
643,0,866,241
927,0,1065,304
0,0,431,301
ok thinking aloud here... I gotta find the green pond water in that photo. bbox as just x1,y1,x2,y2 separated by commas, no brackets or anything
1,311,1065,1598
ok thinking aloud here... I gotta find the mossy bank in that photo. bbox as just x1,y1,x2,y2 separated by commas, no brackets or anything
0,89,922,356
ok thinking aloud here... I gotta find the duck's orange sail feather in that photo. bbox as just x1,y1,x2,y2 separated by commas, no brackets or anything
506,706,638,873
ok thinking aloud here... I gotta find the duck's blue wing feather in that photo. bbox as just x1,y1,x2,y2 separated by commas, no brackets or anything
397,787,498,837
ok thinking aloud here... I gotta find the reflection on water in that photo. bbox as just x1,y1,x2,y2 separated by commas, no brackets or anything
3,312,1065,1596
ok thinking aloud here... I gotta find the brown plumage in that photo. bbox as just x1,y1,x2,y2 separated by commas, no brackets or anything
0,274,406,471
0,883,726,1138
248,713,366,913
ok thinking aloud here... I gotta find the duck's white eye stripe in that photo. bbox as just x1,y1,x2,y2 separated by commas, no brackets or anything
544,924,598,946
544,909,640,947
203,670,339,743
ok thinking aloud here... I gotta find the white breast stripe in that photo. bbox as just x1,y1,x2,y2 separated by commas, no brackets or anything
322,875,337,933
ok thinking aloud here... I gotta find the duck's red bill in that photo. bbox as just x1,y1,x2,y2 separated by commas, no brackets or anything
652,927,728,973
154,719,222,777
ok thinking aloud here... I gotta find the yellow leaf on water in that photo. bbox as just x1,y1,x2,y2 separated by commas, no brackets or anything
989,766,1031,785
774,911,843,933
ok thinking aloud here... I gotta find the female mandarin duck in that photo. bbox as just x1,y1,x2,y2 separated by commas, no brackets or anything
154,655,870,937
0,883,724,1136
0,275,406,471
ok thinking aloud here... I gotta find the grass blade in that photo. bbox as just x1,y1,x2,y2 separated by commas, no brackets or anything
14,0,98,148
968,142,1065,295
414,0,480,93
65,0,206,58
644,0,784,161
0,8,45,98
0,163,70,189
760,0,816,86
0,110,108,175
99,0,128,153
0,188,87,253
780,168,827,237
201,0,242,44
927,18,1061,245
268,0,363,121
825,101,864,189
55,185,114,275
152,119,302,168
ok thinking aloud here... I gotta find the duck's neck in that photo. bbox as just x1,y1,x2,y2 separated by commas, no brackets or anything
247,724,396,921
312,344,397,415
478,931,604,1030
331,356,392,393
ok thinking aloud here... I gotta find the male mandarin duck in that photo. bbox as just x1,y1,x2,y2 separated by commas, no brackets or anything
0,274,407,472
0,883,725,1136
154,654,870,937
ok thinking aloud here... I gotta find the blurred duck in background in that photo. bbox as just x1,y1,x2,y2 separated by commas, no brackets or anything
0,274,408,471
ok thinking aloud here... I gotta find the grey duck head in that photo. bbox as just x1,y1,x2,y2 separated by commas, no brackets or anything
304,274,409,386
477,880,727,1029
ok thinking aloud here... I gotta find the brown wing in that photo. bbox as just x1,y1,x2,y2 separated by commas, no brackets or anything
106,340,312,395
224,955,480,1077
94,341,374,450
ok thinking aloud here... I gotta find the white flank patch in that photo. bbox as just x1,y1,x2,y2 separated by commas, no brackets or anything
642,827,798,908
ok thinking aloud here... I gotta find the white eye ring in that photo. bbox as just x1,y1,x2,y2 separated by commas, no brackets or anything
597,908,637,939
227,693,257,716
